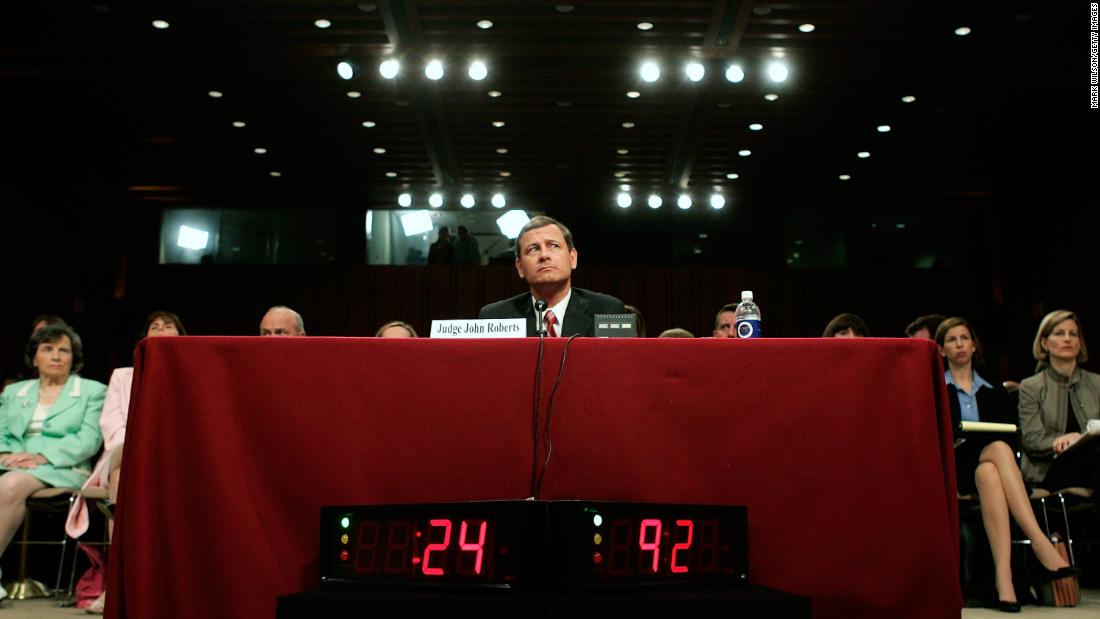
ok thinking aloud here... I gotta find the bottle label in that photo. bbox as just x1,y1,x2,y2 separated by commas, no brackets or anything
735,319,761,338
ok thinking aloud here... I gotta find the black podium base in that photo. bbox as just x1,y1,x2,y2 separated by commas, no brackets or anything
276,584,811,619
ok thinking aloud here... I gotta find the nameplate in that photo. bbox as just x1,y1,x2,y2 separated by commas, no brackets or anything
430,319,527,338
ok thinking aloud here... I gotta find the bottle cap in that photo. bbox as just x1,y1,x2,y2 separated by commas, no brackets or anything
741,290,753,301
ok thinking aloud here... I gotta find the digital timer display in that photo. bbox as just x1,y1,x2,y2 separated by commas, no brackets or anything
320,501,747,591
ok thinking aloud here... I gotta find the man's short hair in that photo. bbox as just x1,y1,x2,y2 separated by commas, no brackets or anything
513,215,574,258
267,305,305,334
714,303,739,330
659,328,694,338
823,313,870,337
905,314,946,337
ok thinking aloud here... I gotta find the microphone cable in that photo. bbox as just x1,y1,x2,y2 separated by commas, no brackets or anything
535,333,579,499
529,301,548,498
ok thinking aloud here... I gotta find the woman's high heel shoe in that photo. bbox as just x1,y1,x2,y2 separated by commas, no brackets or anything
995,600,1021,613
1034,565,1081,583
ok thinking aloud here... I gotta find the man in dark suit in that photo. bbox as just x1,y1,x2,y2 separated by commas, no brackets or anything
478,215,625,337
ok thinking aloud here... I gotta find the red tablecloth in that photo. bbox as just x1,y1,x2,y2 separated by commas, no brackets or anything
108,337,959,619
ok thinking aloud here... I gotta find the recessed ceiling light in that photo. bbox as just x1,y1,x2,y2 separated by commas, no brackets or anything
314,19,332,29
346,91,361,98
429,193,443,208
269,171,282,177
362,121,376,128
207,90,223,98
647,195,662,209
358,4,377,12
619,184,631,191
496,147,508,154
555,5,574,13
232,121,246,128
617,148,629,154
461,194,476,208
839,174,851,180
616,193,632,208
764,93,779,101
726,173,739,179
901,95,916,103
492,121,506,127
385,171,398,178
626,91,641,98
373,148,386,154
499,171,511,177
877,125,891,133
685,62,705,82
766,61,789,82
337,61,355,80
488,90,502,97
798,23,815,33
954,26,971,36
425,59,445,80
490,194,506,209
677,195,692,210
152,20,170,30
614,171,627,178
253,147,267,154
725,64,745,83
621,122,635,128
468,60,488,81
477,19,494,29
738,149,751,157
556,101,572,107
637,22,654,31
857,151,870,158
710,194,726,209
749,123,763,131
640,61,660,82
398,193,412,207
379,59,400,79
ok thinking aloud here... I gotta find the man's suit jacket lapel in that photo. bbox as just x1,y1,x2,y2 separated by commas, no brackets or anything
564,289,593,337
513,294,538,337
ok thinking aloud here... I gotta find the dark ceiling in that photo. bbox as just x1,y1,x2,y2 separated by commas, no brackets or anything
2,1,1090,231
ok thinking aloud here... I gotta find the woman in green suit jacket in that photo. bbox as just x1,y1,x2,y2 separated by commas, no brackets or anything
0,324,105,598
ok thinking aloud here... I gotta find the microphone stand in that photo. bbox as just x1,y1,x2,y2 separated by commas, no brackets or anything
529,300,548,498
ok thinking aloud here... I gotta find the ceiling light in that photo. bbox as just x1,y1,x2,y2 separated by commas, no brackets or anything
614,171,627,178
461,194,475,208
496,148,508,154
857,151,870,158
346,91,361,98
477,20,494,29
337,61,355,80
232,121,246,128
637,22,654,31
839,174,851,180
499,171,511,177
429,193,443,208
619,184,631,191
491,193,506,208
152,20,170,30
901,95,916,103
626,91,641,98
709,194,726,209
492,121,505,127
738,149,751,157
766,61,789,82
207,91,223,98
379,59,400,79
677,195,692,210
798,23,815,33
617,148,629,154
621,122,635,128
726,173,739,179
253,147,267,154
468,60,488,81
685,62,705,82
314,19,332,29
373,148,386,154
955,26,971,36
749,123,763,131
269,171,282,177
764,93,779,101
556,101,572,107
400,211,434,236
362,121,376,128
398,193,412,207
647,195,662,209
425,60,444,80
640,61,660,83
555,5,575,13
496,210,529,238
877,125,891,133
385,171,397,178
177,225,209,250
616,193,632,208
724,64,745,83
488,90,502,97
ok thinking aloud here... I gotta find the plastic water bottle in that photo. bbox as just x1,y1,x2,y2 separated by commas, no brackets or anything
734,290,761,338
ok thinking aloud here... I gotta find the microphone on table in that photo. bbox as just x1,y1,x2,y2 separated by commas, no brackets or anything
529,299,549,498
534,299,548,337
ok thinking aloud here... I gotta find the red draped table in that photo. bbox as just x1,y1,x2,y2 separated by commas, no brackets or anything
108,337,959,619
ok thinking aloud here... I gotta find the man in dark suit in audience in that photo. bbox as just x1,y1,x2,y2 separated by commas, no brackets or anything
478,215,625,337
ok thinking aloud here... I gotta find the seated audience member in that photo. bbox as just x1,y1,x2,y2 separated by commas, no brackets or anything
624,304,645,338
712,303,739,338
0,325,106,601
260,306,306,336
905,314,946,339
659,328,694,338
823,313,869,338
428,226,455,265
1019,310,1100,498
30,314,67,335
453,225,481,265
937,317,1075,611
65,311,186,613
376,321,418,338
478,216,625,337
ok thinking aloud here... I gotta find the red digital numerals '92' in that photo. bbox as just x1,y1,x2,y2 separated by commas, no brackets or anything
605,518,719,576
353,519,490,578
